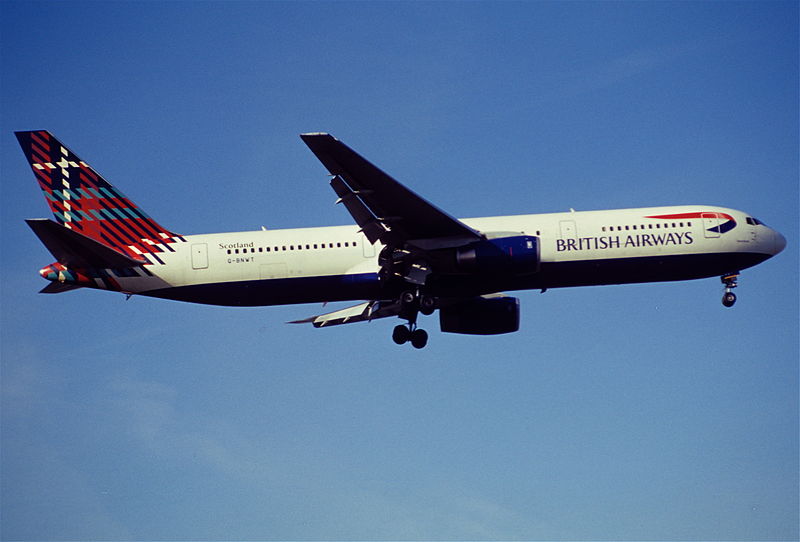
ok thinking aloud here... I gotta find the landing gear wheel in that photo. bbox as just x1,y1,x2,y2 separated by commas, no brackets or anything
400,290,417,308
722,292,737,308
392,324,411,345
419,296,436,316
410,329,428,349
720,273,739,308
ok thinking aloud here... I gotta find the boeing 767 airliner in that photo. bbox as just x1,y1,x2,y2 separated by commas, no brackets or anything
16,131,786,348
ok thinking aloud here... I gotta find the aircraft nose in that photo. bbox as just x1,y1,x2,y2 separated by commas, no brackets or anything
773,229,786,255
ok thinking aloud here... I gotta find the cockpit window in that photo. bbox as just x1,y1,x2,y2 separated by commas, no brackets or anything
746,217,765,226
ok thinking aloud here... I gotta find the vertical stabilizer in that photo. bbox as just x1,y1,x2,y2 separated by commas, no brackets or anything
15,130,185,263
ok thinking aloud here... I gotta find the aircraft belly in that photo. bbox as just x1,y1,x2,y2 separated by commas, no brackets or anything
426,250,772,297
532,251,772,289
140,272,383,307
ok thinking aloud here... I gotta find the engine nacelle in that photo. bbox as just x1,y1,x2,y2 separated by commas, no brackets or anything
455,235,539,274
439,296,520,335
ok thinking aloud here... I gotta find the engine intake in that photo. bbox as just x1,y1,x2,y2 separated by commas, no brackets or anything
439,296,520,335
455,235,539,274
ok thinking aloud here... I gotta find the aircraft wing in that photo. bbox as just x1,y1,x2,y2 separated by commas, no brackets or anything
289,300,401,328
300,133,483,249
289,294,512,328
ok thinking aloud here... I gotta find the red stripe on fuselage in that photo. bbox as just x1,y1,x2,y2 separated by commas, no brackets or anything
645,212,734,221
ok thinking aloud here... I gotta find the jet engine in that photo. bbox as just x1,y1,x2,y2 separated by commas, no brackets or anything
439,296,520,335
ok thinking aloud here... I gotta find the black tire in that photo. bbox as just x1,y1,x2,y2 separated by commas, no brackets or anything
400,290,417,307
722,292,736,307
419,296,436,316
392,324,410,345
410,329,428,349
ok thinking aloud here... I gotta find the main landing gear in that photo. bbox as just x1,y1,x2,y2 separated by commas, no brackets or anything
392,289,436,348
392,323,428,349
721,273,739,307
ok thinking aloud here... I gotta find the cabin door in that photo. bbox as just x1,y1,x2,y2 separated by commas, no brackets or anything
701,213,720,238
191,243,209,269
559,220,577,241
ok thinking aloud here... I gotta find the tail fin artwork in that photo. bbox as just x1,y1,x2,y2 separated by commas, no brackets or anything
15,130,185,264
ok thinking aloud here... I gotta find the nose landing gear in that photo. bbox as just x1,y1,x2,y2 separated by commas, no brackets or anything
721,273,739,307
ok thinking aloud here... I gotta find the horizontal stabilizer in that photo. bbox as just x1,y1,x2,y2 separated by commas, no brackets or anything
26,219,147,268
39,282,83,294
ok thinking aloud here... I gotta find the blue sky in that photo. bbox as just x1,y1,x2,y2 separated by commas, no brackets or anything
1,1,797,539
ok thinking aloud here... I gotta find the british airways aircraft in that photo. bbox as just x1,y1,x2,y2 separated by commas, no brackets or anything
16,131,786,348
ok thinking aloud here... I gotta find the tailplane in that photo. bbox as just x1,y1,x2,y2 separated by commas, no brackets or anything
15,130,185,263
26,219,148,294
26,219,147,269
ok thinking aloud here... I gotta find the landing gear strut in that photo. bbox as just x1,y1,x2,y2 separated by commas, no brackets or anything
721,273,738,307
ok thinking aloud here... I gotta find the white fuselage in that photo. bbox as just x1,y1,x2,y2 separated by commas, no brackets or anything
110,205,783,307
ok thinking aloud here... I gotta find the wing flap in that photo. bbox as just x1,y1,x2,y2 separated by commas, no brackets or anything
330,176,387,244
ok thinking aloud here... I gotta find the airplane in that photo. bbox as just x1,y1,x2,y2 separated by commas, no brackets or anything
16,130,786,348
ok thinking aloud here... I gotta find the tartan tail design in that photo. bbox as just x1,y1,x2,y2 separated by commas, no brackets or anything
15,130,185,263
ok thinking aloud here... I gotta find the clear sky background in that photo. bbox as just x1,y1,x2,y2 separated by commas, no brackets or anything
1,1,797,540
